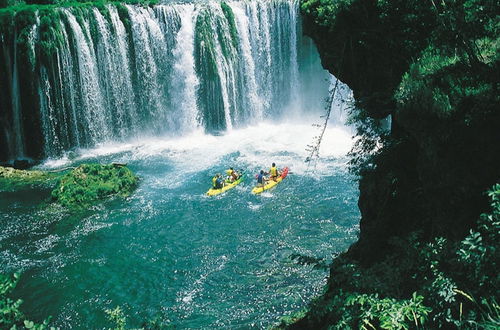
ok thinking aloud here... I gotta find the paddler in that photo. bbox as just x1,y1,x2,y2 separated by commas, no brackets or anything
269,163,281,182
257,170,267,187
212,174,225,189
226,167,239,182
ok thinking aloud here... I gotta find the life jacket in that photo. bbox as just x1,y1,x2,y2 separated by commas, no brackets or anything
216,176,226,188
257,173,264,184
212,176,217,188
270,166,278,177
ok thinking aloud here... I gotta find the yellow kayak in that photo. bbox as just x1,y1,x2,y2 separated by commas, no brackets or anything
252,167,289,194
206,174,244,196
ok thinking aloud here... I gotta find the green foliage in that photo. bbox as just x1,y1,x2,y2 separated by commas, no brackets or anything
0,273,23,327
105,306,126,330
457,184,500,293
299,0,499,327
50,163,138,208
0,273,53,329
339,292,431,329
0,165,56,191
220,2,238,51
395,46,496,120
346,105,389,176
291,185,500,328
0,0,157,10
301,0,354,27
302,0,499,175
272,308,307,329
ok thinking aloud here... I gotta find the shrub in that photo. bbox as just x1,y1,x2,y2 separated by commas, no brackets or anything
51,163,138,208
0,273,52,329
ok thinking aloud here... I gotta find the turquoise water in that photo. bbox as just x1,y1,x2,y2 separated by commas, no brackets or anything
0,122,359,328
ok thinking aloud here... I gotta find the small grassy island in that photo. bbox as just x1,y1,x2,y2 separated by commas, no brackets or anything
0,165,49,181
0,163,138,207
0,165,56,190
51,163,138,207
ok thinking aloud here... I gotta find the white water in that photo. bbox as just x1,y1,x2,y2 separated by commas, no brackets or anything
172,4,200,130
2,0,334,161
229,1,265,120
41,121,353,183
11,30,25,158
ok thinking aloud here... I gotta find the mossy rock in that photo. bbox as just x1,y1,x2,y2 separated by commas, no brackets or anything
51,163,138,208
0,165,48,180
0,165,56,191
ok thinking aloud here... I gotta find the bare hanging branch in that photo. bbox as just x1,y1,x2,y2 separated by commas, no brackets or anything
305,78,341,164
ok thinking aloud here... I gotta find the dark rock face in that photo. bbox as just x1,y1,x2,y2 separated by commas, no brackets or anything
301,0,436,119
300,0,500,264
0,11,44,163
12,159,30,169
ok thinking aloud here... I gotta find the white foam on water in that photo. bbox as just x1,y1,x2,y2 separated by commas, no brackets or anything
247,202,262,211
39,121,353,186
260,192,274,198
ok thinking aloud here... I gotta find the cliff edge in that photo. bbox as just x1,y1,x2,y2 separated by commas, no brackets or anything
287,0,500,328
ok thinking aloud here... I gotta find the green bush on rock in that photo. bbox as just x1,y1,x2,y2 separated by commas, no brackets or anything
51,163,138,207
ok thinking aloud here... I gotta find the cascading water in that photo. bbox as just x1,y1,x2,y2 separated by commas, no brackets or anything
11,29,25,158
171,4,200,130
0,0,330,162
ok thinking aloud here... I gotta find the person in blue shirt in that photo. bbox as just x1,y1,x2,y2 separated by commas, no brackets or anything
257,170,267,187
212,174,225,189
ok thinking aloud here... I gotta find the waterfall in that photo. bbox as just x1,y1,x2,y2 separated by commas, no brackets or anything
171,4,200,130
11,30,25,158
229,1,264,121
0,0,332,161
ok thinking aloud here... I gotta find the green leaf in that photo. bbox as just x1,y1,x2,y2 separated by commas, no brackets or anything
24,320,34,329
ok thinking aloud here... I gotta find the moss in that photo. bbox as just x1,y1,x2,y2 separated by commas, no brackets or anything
0,165,57,190
0,0,158,15
0,165,49,180
14,8,37,69
0,9,15,35
115,2,130,32
194,9,218,75
220,2,238,51
194,8,225,130
38,8,64,63
95,2,112,26
50,163,138,208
